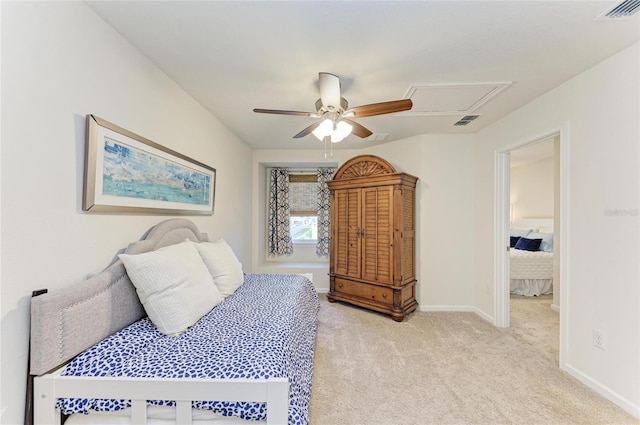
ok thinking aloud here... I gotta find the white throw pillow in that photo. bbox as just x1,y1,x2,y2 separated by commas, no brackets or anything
190,239,244,299
119,241,222,336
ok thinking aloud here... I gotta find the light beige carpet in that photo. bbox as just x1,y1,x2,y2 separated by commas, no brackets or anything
308,294,639,425
509,294,559,362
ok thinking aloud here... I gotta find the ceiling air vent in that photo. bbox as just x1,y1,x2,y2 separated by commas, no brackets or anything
596,0,640,19
453,115,479,126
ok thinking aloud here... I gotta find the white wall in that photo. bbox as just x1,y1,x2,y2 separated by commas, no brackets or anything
251,133,477,309
511,157,554,220
474,43,640,416
0,3,252,423
367,135,476,311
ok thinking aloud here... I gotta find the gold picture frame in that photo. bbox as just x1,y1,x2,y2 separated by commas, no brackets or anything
83,115,216,215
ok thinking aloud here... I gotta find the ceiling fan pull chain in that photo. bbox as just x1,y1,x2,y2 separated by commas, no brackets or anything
324,136,327,159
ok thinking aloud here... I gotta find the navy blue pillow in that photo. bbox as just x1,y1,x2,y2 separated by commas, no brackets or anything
510,236,521,247
514,237,542,251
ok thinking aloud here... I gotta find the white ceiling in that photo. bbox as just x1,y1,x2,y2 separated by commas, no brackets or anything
86,1,640,150
510,136,556,168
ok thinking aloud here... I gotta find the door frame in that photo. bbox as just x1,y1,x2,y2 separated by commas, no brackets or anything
494,122,570,369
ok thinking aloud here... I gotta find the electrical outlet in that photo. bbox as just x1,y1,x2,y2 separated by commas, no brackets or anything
593,329,605,350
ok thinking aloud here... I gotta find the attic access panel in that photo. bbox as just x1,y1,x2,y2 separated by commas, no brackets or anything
401,82,511,116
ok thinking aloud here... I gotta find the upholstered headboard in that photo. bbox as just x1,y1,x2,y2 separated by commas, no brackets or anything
512,218,554,233
29,218,209,376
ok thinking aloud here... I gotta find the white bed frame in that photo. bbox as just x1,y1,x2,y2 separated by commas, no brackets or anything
28,219,290,425
34,369,288,425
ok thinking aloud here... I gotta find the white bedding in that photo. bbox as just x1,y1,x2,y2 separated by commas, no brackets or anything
510,248,553,296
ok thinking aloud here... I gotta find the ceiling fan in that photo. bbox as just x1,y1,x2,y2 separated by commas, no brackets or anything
253,72,413,143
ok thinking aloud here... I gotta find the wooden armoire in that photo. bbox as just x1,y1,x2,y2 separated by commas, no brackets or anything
327,155,418,322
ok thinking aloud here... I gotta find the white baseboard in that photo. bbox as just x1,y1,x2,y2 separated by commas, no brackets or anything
419,305,476,312
419,305,495,324
564,363,640,419
315,287,329,294
550,303,560,312
472,308,494,323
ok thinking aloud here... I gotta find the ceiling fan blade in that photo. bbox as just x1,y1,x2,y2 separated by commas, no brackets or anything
253,108,317,117
342,119,373,139
348,99,413,118
319,72,341,109
293,121,321,139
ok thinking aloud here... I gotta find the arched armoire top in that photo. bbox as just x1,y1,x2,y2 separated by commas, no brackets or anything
332,155,396,180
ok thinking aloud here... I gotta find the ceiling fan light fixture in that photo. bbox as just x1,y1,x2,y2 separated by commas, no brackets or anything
331,120,353,143
312,118,333,140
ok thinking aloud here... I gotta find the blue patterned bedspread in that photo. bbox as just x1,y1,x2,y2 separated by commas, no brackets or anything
57,273,320,424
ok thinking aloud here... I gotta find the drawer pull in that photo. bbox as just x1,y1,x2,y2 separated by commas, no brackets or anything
382,293,387,299
338,283,343,288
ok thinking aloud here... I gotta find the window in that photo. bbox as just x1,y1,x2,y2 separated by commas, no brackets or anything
265,165,334,259
288,174,318,243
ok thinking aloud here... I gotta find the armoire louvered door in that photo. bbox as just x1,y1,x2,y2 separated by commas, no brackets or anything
361,186,393,283
327,155,418,322
332,186,393,282
333,189,361,278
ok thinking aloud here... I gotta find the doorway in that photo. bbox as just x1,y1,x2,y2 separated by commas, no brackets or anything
494,124,569,369
509,137,559,359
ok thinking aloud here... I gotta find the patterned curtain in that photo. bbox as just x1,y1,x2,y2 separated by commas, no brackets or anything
316,168,335,256
268,168,293,256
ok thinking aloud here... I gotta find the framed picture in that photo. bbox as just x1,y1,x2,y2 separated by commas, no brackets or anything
83,115,216,215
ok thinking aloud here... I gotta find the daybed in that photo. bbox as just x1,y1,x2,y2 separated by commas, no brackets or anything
28,219,319,425
509,218,554,297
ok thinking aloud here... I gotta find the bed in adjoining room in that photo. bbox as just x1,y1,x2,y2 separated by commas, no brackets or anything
28,218,320,425
509,218,554,297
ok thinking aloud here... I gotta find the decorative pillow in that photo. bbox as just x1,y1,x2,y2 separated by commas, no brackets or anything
510,228,532,238
527,231,553,252
510,236,521,248
190,239,244,299
119,241,222,336
514,237,542,252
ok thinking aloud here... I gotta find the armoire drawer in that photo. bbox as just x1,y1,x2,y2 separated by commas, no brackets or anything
334,278,393,305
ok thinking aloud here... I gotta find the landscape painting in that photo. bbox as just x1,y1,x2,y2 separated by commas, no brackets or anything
102,139,211,206
83,115,216,214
